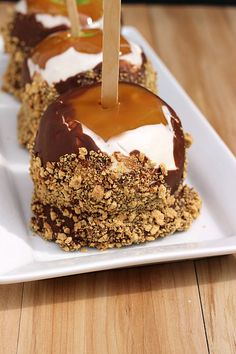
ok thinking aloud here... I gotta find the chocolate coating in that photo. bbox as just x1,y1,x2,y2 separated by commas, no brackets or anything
11,12,68,52
22,55,147,94
22,30,146,93
55,58,147,94
34,94,99,164
34,83,185,192
165,111,185,192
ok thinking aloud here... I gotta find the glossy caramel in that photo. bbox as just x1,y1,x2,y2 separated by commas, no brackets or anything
31,30,132,68
27,0,103,21
64,83,168,141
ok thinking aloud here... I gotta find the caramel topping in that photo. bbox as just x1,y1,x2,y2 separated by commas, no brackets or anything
35,82,176,157
63,83,167,141
30,30,132,69
27,0,103,21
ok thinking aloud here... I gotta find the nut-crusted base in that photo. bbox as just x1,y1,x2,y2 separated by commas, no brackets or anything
1,9,17,54
1,11,27,99
18,61,157,148
30,151,201,251
31,186,201,251
2,50,25,100
18,77,58,147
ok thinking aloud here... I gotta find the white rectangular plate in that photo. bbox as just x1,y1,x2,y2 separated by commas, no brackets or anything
0,27,236,284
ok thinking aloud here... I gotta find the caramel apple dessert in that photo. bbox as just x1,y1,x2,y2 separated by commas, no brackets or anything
1,0,103,98
18,29,157,147
30,82,201,251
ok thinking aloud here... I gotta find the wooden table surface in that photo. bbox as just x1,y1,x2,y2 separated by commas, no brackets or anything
0,3,236,354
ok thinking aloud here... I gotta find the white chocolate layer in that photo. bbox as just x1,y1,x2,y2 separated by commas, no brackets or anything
27,41,143,85
15,0,27,14
82,105,176,170
35,13,70,29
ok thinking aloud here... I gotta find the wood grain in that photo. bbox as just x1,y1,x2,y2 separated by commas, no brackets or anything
142,5,236,354
0,284,23,354
148,5,236,156
122,5,156,48
196,256,236,354
17,265,208,354
0,3,236,354
122,8,234,354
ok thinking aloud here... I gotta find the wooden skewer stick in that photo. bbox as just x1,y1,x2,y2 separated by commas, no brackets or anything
101,0,121,108
66,0,81,37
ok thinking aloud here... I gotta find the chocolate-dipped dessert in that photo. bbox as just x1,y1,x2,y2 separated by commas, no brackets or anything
1,0,103,98
30,82,201,251
18,29,157,147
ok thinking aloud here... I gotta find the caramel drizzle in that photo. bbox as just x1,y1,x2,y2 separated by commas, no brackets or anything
65,83,167,141
30,30,132,69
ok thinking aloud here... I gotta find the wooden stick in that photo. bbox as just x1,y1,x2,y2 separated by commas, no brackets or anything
101,0,121,108
66,0,81,37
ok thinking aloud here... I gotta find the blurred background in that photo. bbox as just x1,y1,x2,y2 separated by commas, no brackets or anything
124,0,236,3
1,0,236,4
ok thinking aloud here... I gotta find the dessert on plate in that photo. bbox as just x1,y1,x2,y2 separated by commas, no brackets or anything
1,0,103,98
18,29,157,147
30,82,201,251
